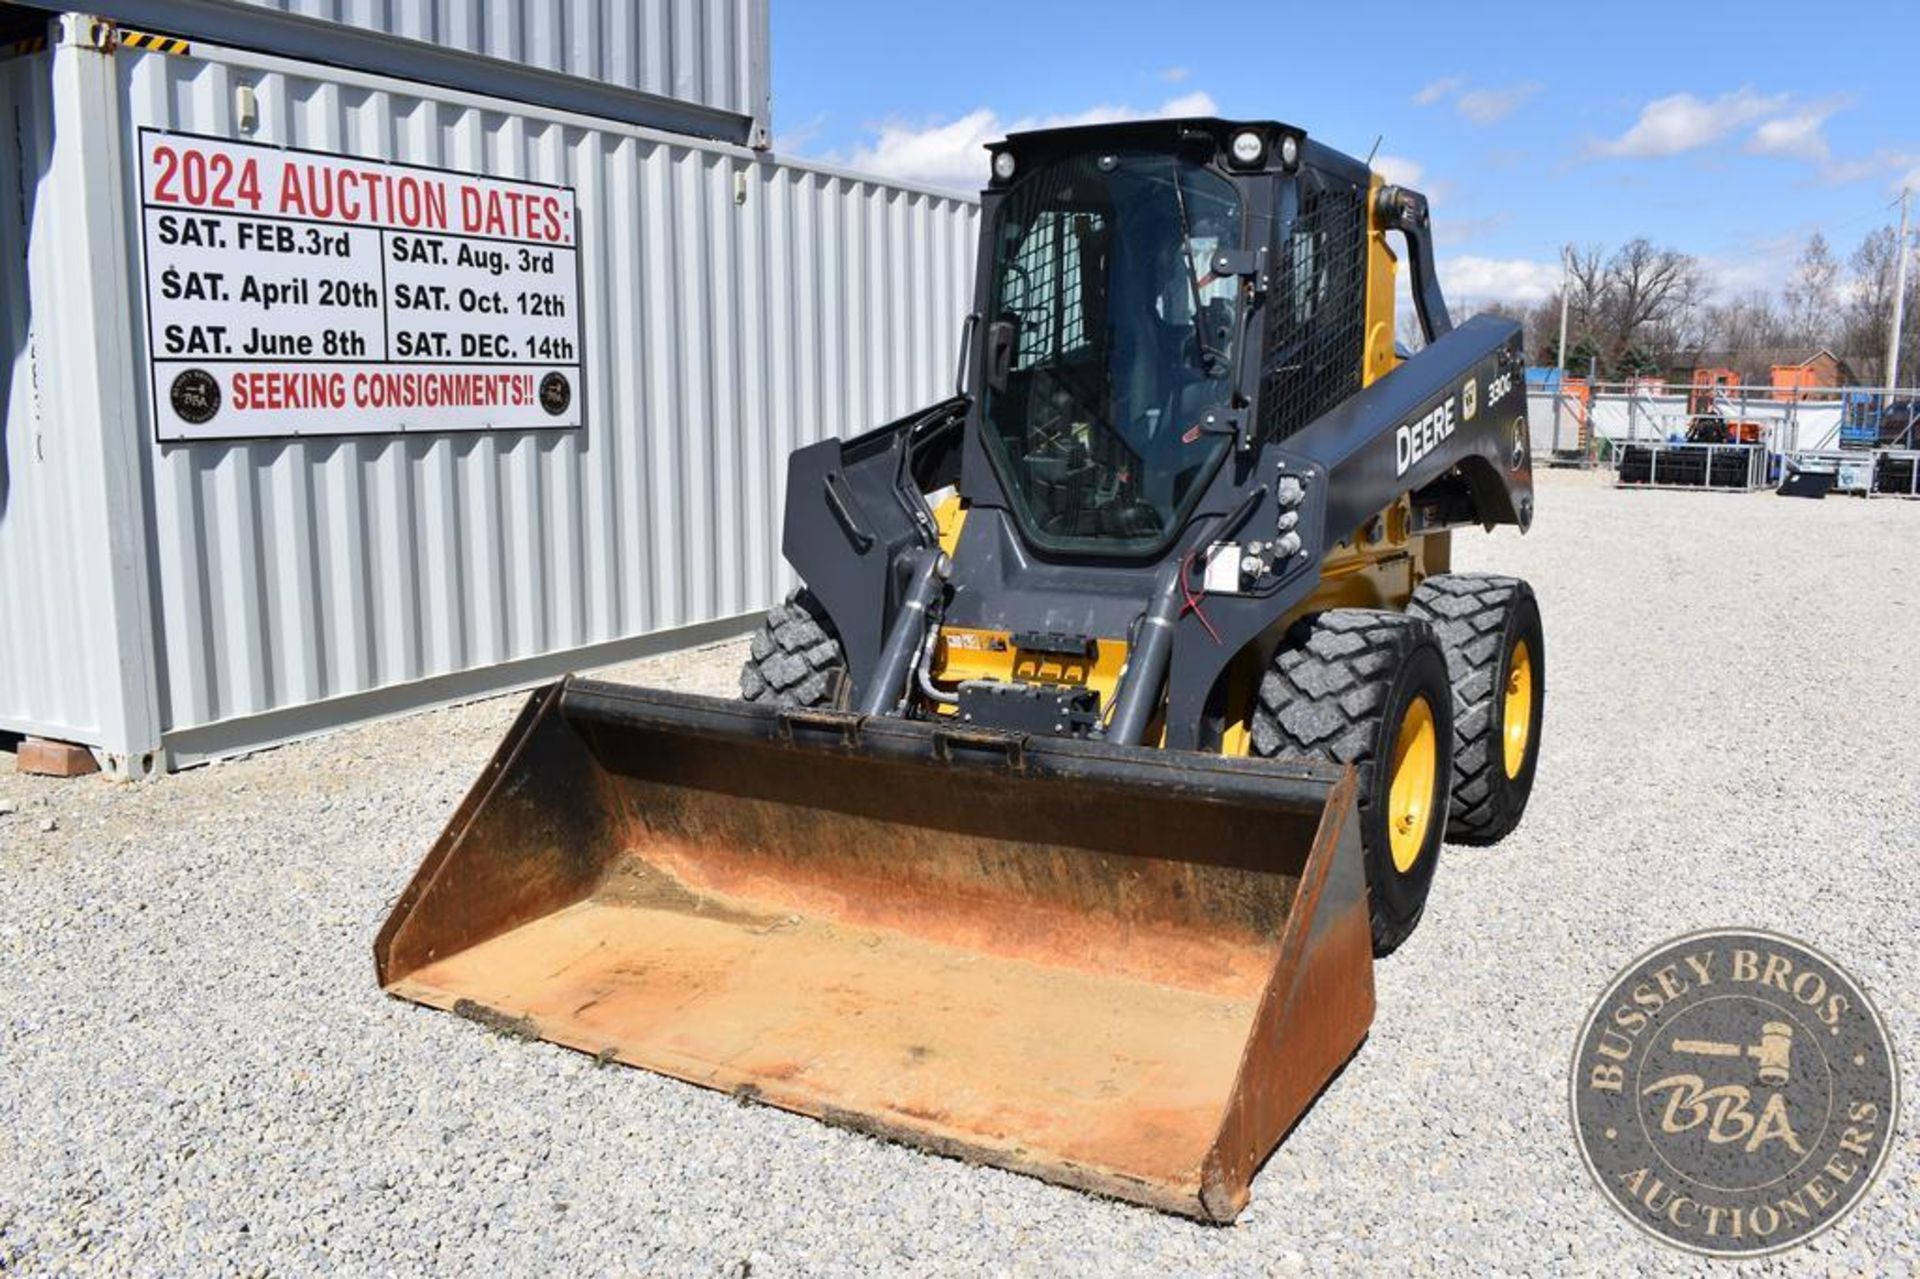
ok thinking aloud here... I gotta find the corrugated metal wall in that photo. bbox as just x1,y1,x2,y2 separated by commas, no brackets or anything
220,0,768,124
111,42,976,752
1,47,153,755
84,0,771,144
0,52,106,744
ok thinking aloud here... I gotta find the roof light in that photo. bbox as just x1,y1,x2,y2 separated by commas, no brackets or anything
1229,130,1266,167
1278,135,1300,168
991,151,1017,181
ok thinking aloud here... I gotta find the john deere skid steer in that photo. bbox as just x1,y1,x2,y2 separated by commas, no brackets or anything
377,117,1545,1222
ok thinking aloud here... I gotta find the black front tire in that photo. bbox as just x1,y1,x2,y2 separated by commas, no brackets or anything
1408,574,1544,845
739,588,848,709
1251,610,1456,956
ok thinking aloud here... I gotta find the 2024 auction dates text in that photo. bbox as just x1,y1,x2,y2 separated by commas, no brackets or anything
155,214,565,278
159,323,573,362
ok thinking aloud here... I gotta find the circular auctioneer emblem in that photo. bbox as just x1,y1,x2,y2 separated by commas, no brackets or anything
1570,929,1899,1257
169,368,221,425
539,371,572,417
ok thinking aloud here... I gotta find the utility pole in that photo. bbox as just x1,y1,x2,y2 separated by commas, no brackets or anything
1887,187,1911,398
1554,247,1572,453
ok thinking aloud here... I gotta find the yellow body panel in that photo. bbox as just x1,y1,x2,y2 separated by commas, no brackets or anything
1217,653,1258,757
1362,176,1400,388
1287,500,1445,622
931,492,968,560
925,502,1439,745
931,626,1132,715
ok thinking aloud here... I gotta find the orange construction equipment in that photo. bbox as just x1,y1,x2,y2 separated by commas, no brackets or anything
1688,367,1764,443
376,682,1373,1222
1688,366,1740,414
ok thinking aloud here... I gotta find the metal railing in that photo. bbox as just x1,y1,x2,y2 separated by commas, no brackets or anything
1525,378,1920,495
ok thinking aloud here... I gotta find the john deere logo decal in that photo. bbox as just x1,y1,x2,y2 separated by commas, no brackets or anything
1571,929,1898,1257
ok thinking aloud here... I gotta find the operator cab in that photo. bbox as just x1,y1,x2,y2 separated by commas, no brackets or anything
980,147,1246,553
965,118,1408,563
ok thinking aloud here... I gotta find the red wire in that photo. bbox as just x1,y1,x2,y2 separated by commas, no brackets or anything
1178,548,1223,645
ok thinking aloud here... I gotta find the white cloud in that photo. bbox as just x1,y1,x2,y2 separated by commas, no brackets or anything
1413,76,1464,107
771,112,828,156
837,92,1219,190
1696,233,1806,300
1413,77,1538,125
1593,89,1788,158
1456,83,1541,125
1747,98,1849,161
1434,213,1509,248
1748,111,1829,159
1817,147,1920,190
838,109,1001,189
1157,66,1191,84
1158,90,1219,117
1372,154,1453,204
1439,256,1563,308
1820,154,1887,184
1372,153,1424,188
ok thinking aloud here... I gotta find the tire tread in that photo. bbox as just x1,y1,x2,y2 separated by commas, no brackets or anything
1252,608,1445,954
739,589,846,708
1408,573,1533,844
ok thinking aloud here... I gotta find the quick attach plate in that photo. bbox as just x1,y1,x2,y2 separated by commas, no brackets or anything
956,682,1101,738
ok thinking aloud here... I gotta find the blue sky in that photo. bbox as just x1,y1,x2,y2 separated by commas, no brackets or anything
771,0,1920,309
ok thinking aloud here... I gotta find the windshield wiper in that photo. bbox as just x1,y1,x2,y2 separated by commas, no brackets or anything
1169,162,1222,376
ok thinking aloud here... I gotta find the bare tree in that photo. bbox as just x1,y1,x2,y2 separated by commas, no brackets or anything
1564,243,1607,338
1841,225,1920,379
1602,238,1704,359
1844,227,1898,363
1782,233,1840,348
1395,306,1427,355
1704,291,1788,357
1520,294,1565,363
1392,226,1920,380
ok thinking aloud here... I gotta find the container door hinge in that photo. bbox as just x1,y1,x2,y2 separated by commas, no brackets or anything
59,15,118,53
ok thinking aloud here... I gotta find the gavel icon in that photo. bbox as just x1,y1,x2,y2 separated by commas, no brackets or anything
1672,1022,1795,1086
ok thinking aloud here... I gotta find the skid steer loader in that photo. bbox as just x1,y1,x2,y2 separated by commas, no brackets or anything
377,117,1545,1223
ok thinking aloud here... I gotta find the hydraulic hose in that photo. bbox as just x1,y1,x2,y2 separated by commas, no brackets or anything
1104,485,1267,747
856,548,949,718
1103,559,1184,746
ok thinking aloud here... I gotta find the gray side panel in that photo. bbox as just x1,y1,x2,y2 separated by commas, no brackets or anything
81,0,770,144
0,35,164,768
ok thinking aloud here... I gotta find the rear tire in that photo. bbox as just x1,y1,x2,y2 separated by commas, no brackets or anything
739,588,848,709
1408,574,1544,845
1251,610,1454,956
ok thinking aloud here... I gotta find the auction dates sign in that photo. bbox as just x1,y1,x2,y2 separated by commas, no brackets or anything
138,129,583,441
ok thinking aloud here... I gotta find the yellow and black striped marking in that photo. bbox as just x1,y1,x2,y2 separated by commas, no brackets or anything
3,35,49,58
119,30,192,56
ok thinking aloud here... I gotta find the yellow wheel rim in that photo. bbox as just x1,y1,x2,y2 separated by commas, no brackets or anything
1387,694,1439,873
1502,638,1535,780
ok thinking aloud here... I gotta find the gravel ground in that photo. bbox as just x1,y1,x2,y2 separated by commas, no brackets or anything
2,470,1916,1275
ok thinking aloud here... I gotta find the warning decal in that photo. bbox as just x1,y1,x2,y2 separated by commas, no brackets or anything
139,128,583,441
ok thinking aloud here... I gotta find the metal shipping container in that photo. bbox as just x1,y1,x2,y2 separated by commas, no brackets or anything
71,0,772,146
0,16,979,774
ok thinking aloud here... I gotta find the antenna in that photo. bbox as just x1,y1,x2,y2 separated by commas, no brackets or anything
1364,134,1383,167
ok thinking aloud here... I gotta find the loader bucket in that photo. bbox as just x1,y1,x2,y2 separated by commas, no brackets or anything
375,678,1373,1222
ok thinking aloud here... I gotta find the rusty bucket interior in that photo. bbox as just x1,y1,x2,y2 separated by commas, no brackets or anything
376,679,1374,1222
